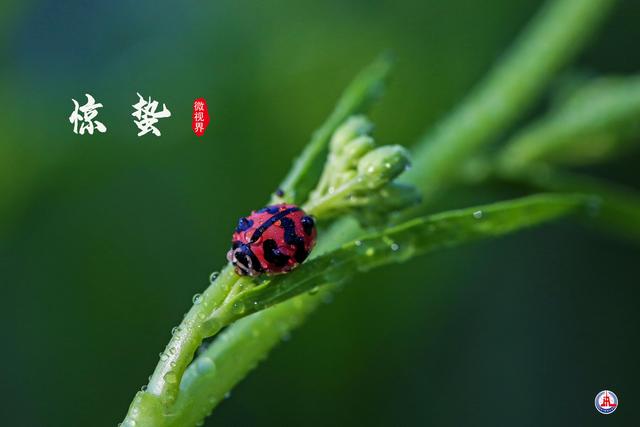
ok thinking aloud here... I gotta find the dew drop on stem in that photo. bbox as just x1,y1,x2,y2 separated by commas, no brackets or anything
192,293,203,304
209,271,219,283
163,371,178,384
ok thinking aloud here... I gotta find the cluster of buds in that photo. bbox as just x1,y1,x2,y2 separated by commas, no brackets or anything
304,116,420,225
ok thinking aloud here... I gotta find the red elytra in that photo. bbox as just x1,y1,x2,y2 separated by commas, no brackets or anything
192,98,210,137
227,203,317,276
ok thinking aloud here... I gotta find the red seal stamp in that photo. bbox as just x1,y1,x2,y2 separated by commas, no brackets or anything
192,98,210,137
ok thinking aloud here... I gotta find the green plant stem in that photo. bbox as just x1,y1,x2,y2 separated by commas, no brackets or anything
146,265,238,401
403,0,616,201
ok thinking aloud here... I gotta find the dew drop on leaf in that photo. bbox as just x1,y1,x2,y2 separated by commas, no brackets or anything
232,301,246,314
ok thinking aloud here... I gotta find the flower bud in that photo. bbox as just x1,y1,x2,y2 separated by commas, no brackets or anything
330,116,374,152
343,136,375,167
357,145,411,189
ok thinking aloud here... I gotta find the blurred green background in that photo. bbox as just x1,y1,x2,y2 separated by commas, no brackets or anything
1,0,638,425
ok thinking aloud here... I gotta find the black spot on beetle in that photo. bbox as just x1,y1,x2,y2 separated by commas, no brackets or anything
280,217,308,263
301,216,315,236
235,217,253,232
263,239,289,267
275,189,285,197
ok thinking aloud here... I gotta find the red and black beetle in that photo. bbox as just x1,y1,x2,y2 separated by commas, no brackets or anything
227,203,317,276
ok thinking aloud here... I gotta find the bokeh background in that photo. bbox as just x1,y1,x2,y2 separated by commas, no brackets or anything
1,0,638,425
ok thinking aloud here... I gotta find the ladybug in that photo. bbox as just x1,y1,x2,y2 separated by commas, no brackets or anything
227,203,317,276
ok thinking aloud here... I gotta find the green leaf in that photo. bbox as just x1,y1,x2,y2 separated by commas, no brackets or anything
227,193,592,320
275,54,393,205
496,166,640,241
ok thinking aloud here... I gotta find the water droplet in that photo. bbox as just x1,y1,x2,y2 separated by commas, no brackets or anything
209,271,219,283
232,301,246,314
390,243,399,251
171,326,180,336
169,347,176,355
140,384,147,392
224,392,232,399
328,186,335,195
192,293,203,305
473,210,483,219
121,420,136,427
308,286,320,295
163,371,178,384
159,352,168,361
354,240,362,246
365,247,375,256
